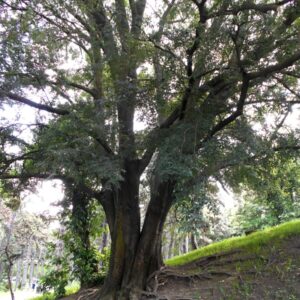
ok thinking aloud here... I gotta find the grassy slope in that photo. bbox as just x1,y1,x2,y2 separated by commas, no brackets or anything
166,219,300,266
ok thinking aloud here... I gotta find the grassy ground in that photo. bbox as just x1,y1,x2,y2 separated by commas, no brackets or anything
166,219,300,266
152,219,300,299
28,283,79,300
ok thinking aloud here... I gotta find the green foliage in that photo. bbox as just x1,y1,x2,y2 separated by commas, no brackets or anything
29,283,80,300
166,219,300,267
40,196,109,295
172,180,229,244
33,111,122,187
231,157,300,233
28,293,56,300
39,242,71,298
62,191,109,286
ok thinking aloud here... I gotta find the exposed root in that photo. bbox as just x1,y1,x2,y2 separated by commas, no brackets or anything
77,288,99,300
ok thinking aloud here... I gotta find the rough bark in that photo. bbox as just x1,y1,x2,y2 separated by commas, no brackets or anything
99,160,140,298
98,173,174,299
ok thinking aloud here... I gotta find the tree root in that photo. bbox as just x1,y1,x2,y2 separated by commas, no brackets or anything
77,288,99,300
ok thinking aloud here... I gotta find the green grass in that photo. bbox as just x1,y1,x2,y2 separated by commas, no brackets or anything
166,219,300,267
28,282,80,300
28,293,55,300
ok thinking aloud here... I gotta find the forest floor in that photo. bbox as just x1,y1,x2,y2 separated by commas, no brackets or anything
61,220,300,300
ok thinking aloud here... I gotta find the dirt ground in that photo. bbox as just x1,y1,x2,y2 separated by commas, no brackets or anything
61,236,300,300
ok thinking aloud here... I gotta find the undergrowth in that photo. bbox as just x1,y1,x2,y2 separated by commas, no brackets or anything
166,219,300,266
28,282,80,300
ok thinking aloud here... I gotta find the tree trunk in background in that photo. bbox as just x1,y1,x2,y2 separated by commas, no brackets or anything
35,248,42,278
185,235,189,253
191,233,198,250
5,248,15,300
29,254,35,289
21,242,31,288
0,261,3,282
15,259,21,290
101,229,108,250
5,213,16,300
168,229,174,259
182,237,187,254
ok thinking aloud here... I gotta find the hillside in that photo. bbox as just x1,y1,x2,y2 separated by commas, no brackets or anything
46,220,300,299
152,219,300,299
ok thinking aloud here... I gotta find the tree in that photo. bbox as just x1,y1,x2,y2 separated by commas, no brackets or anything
61,183,108,288
0,0,300,298
0,199,49,298
230,156,300,232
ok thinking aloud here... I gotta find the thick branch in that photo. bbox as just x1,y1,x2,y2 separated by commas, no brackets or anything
115,0,130,48
0,91,69,115
248,51,300,79
208,0,293,19
130,0,147,37
0,91,114,155
91,4,119,62
200,77,250,146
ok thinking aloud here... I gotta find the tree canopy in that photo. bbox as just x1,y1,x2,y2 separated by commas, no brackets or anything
0,0,300,298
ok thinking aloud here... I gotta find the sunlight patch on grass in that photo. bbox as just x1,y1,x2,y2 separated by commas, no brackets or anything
28,282,80,300
166,219,300,267
28,293,55,300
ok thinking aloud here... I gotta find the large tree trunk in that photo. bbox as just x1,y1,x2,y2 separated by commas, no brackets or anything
98,173,174,300
127,179,175,294
99,160,141,298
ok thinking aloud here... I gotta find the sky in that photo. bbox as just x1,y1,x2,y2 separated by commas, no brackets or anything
22,180,63,215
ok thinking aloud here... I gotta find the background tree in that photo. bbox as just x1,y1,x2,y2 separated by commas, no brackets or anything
0,0,300,298
230,156,300,233
0,198,49,296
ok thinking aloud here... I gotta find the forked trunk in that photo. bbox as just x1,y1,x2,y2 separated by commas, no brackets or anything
98,177,175,300
99,161,141,298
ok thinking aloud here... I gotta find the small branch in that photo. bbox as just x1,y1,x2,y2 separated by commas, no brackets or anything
49,79,97,97
146,38,178,59
200,76,249,146
85,129,115,155
280,71,300,79
273,75,300,99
